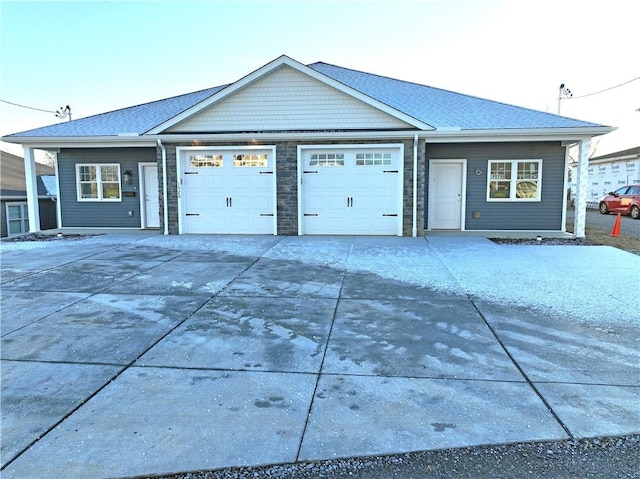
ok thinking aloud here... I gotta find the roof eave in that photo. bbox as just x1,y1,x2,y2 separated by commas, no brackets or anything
1,135,158,148
1,126,614,148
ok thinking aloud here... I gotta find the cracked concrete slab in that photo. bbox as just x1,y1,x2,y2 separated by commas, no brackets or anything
219,259,345,298
1,293,208,364
1,235,637,479
298,374,567,461
474,301,640,385
322,299,523,380
532,382,640,437
1,360,122,467
2,368,316,479
0,291,90,334
138,296,337,372
1,259,163,293
103,261,250,296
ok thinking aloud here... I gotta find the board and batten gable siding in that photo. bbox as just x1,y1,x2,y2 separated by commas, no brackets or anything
166,66,412,133
57,148,157,228
426,142,566,230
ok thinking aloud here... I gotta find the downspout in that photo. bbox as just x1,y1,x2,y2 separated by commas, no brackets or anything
412,134,418,237
157,139,169,235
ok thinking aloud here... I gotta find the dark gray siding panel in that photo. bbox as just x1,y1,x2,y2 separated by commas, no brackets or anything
58,148,156,228
426,142,566,230
0,199,56,237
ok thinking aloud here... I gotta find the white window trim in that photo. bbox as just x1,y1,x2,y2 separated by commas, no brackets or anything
76,164,122,202
486,159,543,202
6,202,29,236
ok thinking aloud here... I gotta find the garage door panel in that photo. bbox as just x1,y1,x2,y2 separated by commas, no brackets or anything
181,149,275,234
301,147,402,235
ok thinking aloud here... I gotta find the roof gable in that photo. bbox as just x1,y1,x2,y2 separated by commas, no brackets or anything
165,64,413,133
150,55,431,133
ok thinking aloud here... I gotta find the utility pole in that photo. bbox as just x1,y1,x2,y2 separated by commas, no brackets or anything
557,84,572,115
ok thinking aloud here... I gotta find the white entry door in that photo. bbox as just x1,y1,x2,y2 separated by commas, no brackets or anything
179,147,276,234
299,146,403,235
142,165,160,228
428,160,465,230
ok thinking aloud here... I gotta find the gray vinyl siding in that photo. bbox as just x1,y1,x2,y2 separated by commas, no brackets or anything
1,199,57,237
425,142,566,230
57,148,156,228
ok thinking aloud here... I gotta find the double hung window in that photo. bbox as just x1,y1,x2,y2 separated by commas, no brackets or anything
76,164,121,201
6,203,29,235
488,160,542,201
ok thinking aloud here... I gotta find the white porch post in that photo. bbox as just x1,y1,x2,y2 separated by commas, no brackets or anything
23,146,41,233
573,139,591,238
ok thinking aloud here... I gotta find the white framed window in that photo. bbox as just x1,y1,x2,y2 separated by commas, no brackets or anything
76,164,122,201
356,152,392,166
487,159,542,201
309,153,344,167
233,154,268,167
189,154,223,168
6,202,29,236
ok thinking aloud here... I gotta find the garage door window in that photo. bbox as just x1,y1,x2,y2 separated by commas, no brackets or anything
189,154,223,168
233,154,268,167
356,152,392,166
309,153,344,167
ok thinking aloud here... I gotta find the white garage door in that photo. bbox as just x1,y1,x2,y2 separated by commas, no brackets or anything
300,146,403,235
179,148,276,234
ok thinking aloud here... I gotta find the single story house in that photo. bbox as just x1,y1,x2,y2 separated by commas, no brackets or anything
570,146,639,207
0,151,57,237
2,55,613,237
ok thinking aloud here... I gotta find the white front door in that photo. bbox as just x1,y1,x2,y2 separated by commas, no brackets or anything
299,146,403,235
179,147,276,234
428,160,465,230
143,165,160,228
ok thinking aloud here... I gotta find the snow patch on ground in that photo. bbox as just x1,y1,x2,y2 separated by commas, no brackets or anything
2,234,637,326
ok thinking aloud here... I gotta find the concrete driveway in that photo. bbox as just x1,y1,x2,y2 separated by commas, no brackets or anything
1,234,638,479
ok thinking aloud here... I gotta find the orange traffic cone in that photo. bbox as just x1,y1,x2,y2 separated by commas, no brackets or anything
610,213,621,237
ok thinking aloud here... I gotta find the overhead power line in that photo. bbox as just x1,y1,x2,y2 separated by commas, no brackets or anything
1,99,72,120
570,76,640,99
0,98,57,113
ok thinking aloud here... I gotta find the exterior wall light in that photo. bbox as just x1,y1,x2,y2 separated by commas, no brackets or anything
123,170,133,185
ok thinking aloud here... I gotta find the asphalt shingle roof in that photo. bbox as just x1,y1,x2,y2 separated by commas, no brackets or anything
7,86,227,138
5,59,603,139
309,62,600,130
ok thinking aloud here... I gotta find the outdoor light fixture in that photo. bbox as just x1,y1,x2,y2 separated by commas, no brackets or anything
123,170,133,185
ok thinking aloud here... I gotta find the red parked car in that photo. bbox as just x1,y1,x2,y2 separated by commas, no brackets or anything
599,185,640,219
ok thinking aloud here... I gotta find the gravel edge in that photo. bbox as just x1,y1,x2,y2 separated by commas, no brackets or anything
131,434,640,479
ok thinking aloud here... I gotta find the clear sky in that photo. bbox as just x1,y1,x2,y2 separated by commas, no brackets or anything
1,0,638,157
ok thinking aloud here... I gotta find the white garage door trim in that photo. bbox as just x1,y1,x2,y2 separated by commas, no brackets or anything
176,145,277,234
297,143,404,236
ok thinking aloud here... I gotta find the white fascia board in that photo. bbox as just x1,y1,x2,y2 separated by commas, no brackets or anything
1,125,615,148
146,55,434,134
422,126,616,143
1,137,158,148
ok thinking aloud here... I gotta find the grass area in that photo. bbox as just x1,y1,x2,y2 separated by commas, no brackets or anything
566,221,640,256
